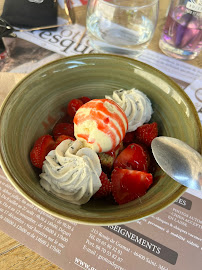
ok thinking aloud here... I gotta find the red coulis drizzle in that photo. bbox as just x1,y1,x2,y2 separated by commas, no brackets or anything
74,99,128,152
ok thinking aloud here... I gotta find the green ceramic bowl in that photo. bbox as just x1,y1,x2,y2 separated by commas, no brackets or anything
0,54,201,225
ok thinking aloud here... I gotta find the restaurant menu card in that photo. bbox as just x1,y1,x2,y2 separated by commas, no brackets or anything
0,168,202,270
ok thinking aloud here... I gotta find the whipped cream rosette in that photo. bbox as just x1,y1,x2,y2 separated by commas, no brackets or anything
40,139,102,205
106,89,153,132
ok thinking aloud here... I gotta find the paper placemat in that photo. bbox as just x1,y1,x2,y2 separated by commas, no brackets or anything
0,168,202,270
0,66,201,270
0,1,201,269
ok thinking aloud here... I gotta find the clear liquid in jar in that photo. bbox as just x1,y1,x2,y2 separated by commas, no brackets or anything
86,11,155,58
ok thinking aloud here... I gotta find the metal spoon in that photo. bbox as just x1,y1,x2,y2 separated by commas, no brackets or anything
151,136,202,191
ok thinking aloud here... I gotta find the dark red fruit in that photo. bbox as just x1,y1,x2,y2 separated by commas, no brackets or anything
134,122,158,146
30,135,55,169
79,96,91,104
67,99,83,118
111,168,153,205
114,143,149,172
55,135,75,148
52,122,74,140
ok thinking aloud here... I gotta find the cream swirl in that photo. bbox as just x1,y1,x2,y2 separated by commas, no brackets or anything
106,88,153,132
40,139,102,205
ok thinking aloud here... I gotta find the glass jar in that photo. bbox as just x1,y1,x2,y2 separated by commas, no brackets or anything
159,0,202,60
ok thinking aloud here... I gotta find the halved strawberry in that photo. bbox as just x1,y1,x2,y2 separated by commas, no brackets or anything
30,135,55,169
134,122,158,146
93,172,112,198
79,96,91,104
67,98,83,118
52,122,74,140
114,143,149,172
55,135,75,148
123,131,135,145
111,168,153,205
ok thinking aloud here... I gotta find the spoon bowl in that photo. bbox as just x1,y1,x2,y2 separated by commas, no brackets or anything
151,136,202,191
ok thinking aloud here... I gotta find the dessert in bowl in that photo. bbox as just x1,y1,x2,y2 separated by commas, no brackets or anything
35,93,154,206
0,54,201,225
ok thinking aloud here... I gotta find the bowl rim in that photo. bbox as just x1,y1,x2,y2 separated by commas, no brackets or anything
0,53,201,225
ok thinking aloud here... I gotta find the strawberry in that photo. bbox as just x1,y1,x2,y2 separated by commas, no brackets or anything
79,96,91,104
52,122,74,140
111,168,153,205
93,172,112,198
123,131,135,145
134,122,158,146
57,114,74,124
114,143,149,172
30,135,55,169
67,98,83,118
55,135,75,148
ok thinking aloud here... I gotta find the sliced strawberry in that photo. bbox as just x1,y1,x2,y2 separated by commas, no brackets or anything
111,168,153,205
123,131,135,145
79,96,91,104
55,135,75,148
52,122,74,140
67,99,83,118
114,143,149,172
93,172,112,198
57,114,74,124
30,135,55,169
134,122,158,146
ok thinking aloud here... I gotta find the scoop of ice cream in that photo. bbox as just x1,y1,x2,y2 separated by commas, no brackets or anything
40,139,102,205
74,99,128,153
105,89,153,132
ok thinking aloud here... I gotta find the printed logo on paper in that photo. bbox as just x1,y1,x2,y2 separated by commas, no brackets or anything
195,88,202,102
186,0,202,12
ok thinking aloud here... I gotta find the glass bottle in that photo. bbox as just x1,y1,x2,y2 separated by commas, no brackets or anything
159,0,202,60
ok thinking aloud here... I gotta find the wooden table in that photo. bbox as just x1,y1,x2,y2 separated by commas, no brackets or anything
0,1,201,269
